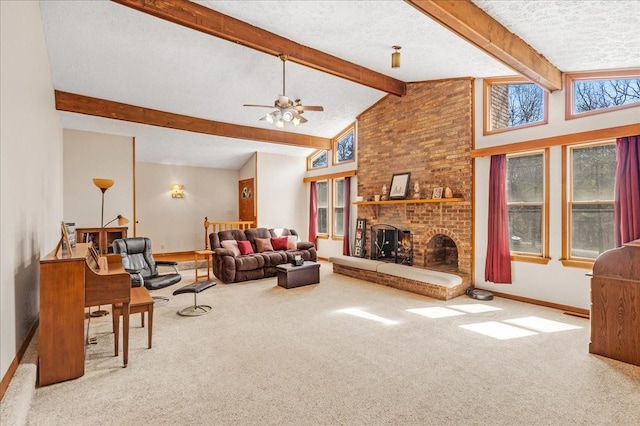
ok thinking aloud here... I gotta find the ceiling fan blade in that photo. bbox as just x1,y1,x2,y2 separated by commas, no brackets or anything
295,105,324,112
244,104,275,108
298,115,308,124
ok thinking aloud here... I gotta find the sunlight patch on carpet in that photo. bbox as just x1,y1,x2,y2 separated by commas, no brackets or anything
406,307,466,319
338,308,399,325
447,304,502,313
504,316,582,333
460,321,538,340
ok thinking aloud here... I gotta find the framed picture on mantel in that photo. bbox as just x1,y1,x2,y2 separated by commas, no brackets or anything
389,172,411,199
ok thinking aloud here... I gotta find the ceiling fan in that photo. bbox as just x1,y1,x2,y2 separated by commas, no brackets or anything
243,54,324,128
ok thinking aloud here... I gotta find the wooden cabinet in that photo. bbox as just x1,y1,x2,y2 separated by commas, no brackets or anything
76,227,127,254
590,239,640,366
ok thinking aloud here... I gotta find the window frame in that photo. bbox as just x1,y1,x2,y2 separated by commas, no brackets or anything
561,140,616,268
565,69,640,120
316,180,329,238
332,124,356,166
332,178,345,239
506,149,550,264
307,150,328,171
483,76,549,136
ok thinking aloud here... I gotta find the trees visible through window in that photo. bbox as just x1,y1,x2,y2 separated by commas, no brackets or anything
333,125,355,165
317,181,328,235
484,77,547,135
566,70,640,119
507,151,546,256
308,150,328,170
333,179,345,237
567,142,616,260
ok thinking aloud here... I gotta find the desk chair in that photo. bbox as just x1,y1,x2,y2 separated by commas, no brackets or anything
112,237,182,303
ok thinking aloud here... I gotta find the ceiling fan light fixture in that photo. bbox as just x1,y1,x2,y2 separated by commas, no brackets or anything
391,45,401,68
292,116,301,126
282,110,294,122
275,119,285,128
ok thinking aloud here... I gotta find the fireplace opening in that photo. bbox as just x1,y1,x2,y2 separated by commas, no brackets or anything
425,234,458,272
370,224,413,265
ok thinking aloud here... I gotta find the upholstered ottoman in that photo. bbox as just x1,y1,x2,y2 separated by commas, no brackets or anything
172,280,216,316
276,261,320,289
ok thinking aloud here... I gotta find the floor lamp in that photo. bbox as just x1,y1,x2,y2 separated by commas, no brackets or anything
91,178,115,317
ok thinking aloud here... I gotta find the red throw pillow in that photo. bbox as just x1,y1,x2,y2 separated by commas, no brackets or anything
271,236,289,251
237,240,254,255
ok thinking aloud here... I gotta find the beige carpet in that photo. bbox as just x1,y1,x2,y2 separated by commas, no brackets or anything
5,262,640,425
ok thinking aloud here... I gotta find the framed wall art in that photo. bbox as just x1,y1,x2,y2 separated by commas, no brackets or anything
432,187,443,199
389,172,411,199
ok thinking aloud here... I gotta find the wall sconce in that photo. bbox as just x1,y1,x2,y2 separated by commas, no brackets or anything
391,45,401,69
170,184,185,198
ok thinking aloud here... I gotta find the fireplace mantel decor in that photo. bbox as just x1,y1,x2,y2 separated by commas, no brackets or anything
389,172,411,199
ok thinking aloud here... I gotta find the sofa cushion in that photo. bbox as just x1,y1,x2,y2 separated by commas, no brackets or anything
259,250,288,267
237,240,254,255
287,235,299,250
220,240,240,257
271,236,288,251
235,254,264,271
255,237,274,252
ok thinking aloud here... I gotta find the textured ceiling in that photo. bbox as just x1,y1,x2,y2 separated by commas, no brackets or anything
39,1,640,169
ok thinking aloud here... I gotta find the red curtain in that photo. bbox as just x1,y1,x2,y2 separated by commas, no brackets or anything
485,154,512,284
308,181,318,246
614,135,640,247
342,177,351,255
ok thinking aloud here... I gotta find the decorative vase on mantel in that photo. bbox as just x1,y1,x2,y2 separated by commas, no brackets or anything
444,187,453,198
412,182,420,199
381,184,388,201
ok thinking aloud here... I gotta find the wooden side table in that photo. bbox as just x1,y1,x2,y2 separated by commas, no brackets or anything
194,249,214,281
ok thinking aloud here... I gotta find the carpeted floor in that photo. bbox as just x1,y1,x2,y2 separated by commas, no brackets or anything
4,262,640,425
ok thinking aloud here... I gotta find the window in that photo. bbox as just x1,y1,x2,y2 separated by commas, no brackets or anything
308,150,328,170
316,180,329,236
483,77,548,135
564,142,616,264
333,178,345,237
506,150,549,261
332,125,355,165
566,70,640,119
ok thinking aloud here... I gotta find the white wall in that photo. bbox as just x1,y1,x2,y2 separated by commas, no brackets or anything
63,129,134,229
135,162,238,252
1,2,64,382
256,153,307,235
473,78,640,310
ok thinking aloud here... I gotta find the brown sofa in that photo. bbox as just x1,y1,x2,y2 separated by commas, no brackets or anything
208,228,317,283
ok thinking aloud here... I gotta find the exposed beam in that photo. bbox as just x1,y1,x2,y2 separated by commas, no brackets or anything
111,0,406,96
54,91,332,150
405,0,563,92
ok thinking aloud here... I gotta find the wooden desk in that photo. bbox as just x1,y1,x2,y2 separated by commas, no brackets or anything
38,243,131,386
194,249,214,281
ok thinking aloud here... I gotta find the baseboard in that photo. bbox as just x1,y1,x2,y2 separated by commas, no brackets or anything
486,290,590,318
0,318,38,401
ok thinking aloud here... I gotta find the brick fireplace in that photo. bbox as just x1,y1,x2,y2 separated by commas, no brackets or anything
355,78,473,280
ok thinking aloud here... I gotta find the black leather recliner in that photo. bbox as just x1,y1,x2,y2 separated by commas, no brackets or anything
112,237,182,291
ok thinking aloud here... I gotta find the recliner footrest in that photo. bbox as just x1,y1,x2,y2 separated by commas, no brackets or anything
172,280,217,296
172,280,216,316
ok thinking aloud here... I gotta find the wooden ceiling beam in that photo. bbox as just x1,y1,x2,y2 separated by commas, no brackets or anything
54,91,332,150
405,0,563,92
111,0,406,96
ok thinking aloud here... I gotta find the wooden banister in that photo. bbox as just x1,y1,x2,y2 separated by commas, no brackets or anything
203,217,255,249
